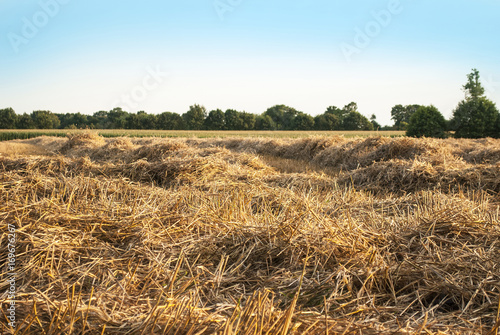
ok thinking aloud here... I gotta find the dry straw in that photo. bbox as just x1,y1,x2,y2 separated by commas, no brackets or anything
0,133,499,334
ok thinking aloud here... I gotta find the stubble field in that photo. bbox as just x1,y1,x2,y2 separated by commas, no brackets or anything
1,133,500,334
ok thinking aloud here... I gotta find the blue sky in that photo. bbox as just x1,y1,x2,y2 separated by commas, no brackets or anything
1,0,499,126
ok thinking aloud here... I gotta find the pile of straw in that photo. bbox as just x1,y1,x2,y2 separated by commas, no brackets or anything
1,133,499,334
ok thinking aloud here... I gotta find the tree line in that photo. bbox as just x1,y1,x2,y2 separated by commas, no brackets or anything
1,69,498,138
0,102,378,132
391,69,500,138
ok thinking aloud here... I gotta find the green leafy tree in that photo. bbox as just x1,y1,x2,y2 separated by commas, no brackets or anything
406,105,446,138
17,113,36,129
342,111,373,130
452,97,499,138
391,104,421,130
90,111,110,129
57,112,89,129
31,110,60,129
343,102,358,114
314,105,345,130
240,112,256,130
255,115,275,130
125,111,156,129
224,109,244,130
126,113,141,129
370,114,381,130
292,112,315,130
463,68,485,99
157,112,185,130
263,105,299,130
70,113,89,129
204,109,225,130
0,108,17,129
333,102,372,130
390,104,406,129
183,104,206,130
55,113,71,128
139,111,157,129
451,69,499,138
314,113,340,130
108,108,129,129
325,105,347,122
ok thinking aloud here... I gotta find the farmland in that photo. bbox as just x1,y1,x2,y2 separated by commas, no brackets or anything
0,129,405,141
1,133,500,334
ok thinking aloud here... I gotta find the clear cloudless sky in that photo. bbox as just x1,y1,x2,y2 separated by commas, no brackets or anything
1,0,499,126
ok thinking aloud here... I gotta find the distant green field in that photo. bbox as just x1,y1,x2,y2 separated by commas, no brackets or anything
0,129,406,141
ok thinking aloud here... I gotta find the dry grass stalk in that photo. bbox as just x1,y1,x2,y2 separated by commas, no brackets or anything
0,133,499,334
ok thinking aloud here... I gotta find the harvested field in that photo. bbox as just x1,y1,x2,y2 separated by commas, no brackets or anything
1,133,500,334
0,129,406,142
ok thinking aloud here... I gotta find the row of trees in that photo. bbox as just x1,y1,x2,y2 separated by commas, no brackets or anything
391,69,500,138
0,103,378,132
1,69,498,138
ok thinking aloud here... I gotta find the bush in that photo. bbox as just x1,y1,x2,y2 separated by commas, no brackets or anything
406,105,446,138
452,97,499,138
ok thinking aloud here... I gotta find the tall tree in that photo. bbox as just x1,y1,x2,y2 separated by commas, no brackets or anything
452,69,499,138
391,104,421,130
452,97,499,138
370,114,381,130
463,68,485,99
183,104,206,130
